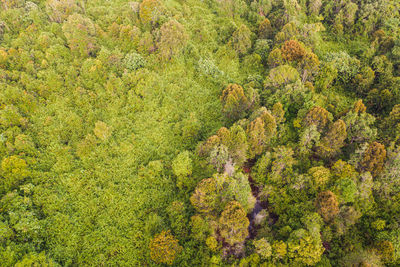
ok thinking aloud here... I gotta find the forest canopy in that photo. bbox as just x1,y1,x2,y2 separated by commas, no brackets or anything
1,0,400,266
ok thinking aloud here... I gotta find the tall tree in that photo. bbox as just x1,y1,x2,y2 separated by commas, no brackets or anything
218,201,249,246
220,84,250,121
159,20,188,60
149,230,182,265
360,142,386,177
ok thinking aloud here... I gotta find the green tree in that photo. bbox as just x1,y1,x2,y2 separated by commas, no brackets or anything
93,121,112,141
317,119,347,158
287,229,324,266
265,65,300,88
253,238,272,259
218,201,249,246
190,176,223,214
172,151,193,190
208,145,229,172
230,24,251,55
308,166,330,190
45,0,79,23
246,117,266,159
268,48,284,67
1,156,29,192
139,0,162,25
375,240,395,264
353,66,375,95
220,84,250,121
342,103,376,144
167,201,188,239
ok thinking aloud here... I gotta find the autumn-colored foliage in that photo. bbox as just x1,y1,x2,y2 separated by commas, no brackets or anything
149,230,182,265
315,191,339,222
281,40,306,62
353,99,367,113
258,18,273,39
303,106,331,131
360,142,386,177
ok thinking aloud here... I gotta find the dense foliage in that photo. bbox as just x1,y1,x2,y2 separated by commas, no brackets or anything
1,0,400,266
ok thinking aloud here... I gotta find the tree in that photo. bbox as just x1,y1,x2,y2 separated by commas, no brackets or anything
226,172,255,213
281,40,306,62
208,145,229,173
269,146,295,185
260,108,277,139
230,24,251,55
220,84,249,121
159,20,188,60
62,14,99,57
258,18,273,39
287,229,324,266
149,230,182,265
218,201,249,246
303,106,331,132
139,0,162,25
353,99,367,113
265,65,300,88
93,121,112,141
341,250,383,267
220,125,248,166
45,0,79,23
375,240,395,263
272,240,287,260
190,215,210,242
315,191,339,222
317,119,347,158
253,238,272,259
15,252,56,267
342,103,376,144
299,52,320,82
1,156,29,192
308,0,322,16
384,104,400,138
123,52,146,71
324,51,360,83
335,206,361,235
268,48,284,67
172,151,193,190
252,152,272,185
190,177,223,214
167,201,188,239
360,142,386,177
247,117,266,159
334,178,357,204
272,102,285,124
353,67,375,95
308,166,330,189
